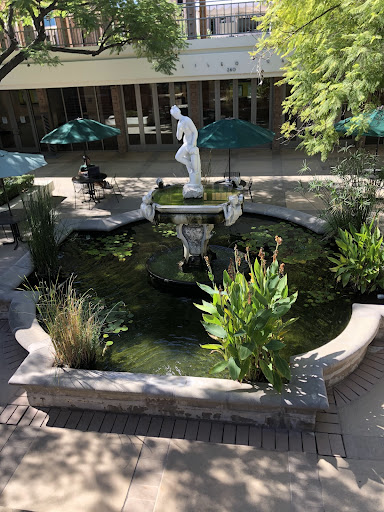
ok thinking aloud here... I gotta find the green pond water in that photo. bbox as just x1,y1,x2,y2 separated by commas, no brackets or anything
58,215,355,378
152,183,238,205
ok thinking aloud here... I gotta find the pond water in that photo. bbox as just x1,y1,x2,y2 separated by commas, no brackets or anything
58,215,355,378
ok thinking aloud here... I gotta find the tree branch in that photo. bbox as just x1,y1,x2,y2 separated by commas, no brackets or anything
48,40,132,57
0,41,18,66
284,4,342,36
0,51,26,82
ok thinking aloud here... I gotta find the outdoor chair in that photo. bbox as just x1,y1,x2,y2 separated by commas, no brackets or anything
72,181,90,209
112,172,123,197
247,179,253,201
102,173,122,202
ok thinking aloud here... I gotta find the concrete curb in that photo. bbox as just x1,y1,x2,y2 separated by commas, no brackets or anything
5,206,383,430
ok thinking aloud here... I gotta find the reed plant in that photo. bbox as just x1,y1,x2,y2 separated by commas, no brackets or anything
23,187,60,279
34,276,113,369
298,147,384,236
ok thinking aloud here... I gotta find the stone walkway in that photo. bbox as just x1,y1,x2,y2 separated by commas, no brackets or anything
0,149,383,511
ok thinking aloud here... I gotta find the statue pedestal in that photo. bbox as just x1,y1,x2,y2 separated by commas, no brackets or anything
183,183,204,199
176,224,214,270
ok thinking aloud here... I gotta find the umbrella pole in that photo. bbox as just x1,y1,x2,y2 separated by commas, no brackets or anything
0,178,13,216
376,137,380,157
228,148,231,181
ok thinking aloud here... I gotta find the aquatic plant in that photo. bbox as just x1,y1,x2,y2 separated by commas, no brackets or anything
298,147,384,236
23,186,61,279
153,223,177,238
83,233,135,262
32,276,130,369
242,222,328,264
196,239,297,392
329,220,384,294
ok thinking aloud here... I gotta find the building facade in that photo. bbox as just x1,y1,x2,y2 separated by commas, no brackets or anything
0,1,286,154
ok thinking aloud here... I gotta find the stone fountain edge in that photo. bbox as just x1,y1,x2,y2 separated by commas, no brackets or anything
5,204,384,430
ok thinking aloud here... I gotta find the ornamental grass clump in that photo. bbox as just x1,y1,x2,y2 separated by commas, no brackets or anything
34,276,114,369
195,238,298,392
23,187,60,280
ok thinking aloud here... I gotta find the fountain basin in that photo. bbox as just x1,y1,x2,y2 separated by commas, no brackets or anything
142,184,243,270
5,205,384,430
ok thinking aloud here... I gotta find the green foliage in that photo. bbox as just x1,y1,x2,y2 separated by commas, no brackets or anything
0,0,186,82
153,223,177,238
298,148,384,235
241,222,328,264
84,233,135,262
23,187,61,279
0,174,34,206
329,220,384,293
253,0,384,158
195,243,298,392
31,275,122,369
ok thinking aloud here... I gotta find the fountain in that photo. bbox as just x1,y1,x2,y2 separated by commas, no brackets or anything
140,106,244,275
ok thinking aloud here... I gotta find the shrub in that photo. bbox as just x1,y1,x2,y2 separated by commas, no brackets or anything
329,220,384,294
195,240,297,392
298,147,384,235
0,174,34,206
23,187,60,279
33,276,116,369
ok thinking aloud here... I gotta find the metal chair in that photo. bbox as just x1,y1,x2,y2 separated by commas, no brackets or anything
112,173,123,196
247,179,253,201
102,173,122,202
72,180,90,209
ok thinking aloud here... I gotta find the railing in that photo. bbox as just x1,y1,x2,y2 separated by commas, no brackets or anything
177,1,267,39
0,1,267,51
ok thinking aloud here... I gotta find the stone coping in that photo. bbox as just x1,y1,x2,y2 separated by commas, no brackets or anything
153,203,226,214
4,204,384,430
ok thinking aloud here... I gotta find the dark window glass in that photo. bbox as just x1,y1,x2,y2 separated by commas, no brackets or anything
0,92,16,149
220,80,233,119
256,79,270,129
157,83,173,144
238,79,252,122
123,84,140,145
202,81,215,126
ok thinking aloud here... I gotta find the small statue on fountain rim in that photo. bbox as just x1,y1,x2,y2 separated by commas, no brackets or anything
170,105,203,199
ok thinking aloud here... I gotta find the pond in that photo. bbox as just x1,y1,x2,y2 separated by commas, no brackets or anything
58,214,355,378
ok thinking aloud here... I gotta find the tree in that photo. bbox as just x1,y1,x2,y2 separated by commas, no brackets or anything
0,0,187,82
252,0,384,159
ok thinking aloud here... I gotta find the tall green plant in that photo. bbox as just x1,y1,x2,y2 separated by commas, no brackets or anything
33,276,116,369
329,220,384,293
298,148,384,236
195,241,298,392
23,187,60,279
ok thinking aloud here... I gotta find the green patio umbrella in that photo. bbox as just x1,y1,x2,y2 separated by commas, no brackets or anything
0,150,47,215
197,119,275,179
40,118,121,145
334,107,384,154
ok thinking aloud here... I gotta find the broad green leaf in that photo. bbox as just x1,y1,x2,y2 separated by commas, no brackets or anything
274,355,291,380
259,359,274,385
228,357,241,380
266,339,285,351
239,345,253,361
194,301,218,315
200,344,223,351
201,322,227,339
197,283,216,295
210,360,229,374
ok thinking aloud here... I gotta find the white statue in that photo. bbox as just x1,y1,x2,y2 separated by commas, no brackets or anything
140,189,156,222
223,194,244,226
170,105,203,199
